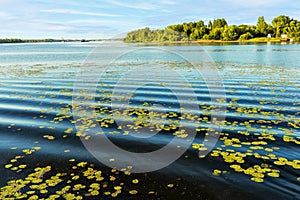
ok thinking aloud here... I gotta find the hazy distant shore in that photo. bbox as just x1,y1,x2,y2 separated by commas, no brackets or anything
0,38,122,44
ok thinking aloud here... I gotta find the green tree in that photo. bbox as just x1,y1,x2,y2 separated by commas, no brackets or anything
183,23,192,37
190,27,206,40
207,20,212,30
221,26,240,41
196,20,205,28
0,38,23,43
272,15,290,37
209,28,223,40
212,18,227,29
123,27,152,42
124,15,300,43
238,24,256,36
239,32,252,41
167,24,184,32
256,16,269,36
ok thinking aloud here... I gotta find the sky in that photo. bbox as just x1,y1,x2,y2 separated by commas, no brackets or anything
0,0,299,39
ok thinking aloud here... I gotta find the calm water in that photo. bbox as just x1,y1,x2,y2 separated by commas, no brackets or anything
1,42,300,67
0,42,299,200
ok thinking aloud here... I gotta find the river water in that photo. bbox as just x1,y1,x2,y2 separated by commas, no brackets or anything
0,42,299,199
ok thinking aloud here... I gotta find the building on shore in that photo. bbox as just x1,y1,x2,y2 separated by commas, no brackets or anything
280,34,289,41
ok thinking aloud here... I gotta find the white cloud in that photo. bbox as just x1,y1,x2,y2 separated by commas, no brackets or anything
0,11,9,18
219,0,282,7
64,19,141,34
0,0,22,6
100,0,160,11
160,0,176,5
2,20,74,31
40,9,120,17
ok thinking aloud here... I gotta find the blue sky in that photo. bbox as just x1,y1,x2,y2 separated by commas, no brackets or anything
0,0,299,39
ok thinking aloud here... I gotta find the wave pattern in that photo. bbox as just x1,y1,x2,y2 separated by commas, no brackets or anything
0,43,299,200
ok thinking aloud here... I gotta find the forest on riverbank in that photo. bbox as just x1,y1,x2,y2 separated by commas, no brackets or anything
124,15,300,42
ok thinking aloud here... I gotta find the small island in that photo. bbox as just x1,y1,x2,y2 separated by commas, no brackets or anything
123,15,300,43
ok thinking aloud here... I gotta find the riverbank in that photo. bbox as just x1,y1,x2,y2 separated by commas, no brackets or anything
197,37,282,43
134,38,297,46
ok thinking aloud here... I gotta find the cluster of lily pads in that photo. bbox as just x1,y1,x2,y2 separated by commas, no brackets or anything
1,159,144,199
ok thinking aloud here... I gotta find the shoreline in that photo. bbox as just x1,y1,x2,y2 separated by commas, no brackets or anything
1,37,297,45
131,38,299,46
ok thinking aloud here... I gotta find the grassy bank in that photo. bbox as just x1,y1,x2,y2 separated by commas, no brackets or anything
135,37,296,46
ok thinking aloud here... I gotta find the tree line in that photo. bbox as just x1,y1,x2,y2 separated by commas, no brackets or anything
0,38,68,43
0,38,24,43
124,15,300,42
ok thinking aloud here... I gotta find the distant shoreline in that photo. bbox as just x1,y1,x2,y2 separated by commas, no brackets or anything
0,38,123,44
